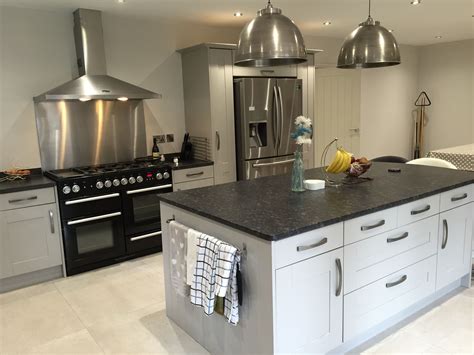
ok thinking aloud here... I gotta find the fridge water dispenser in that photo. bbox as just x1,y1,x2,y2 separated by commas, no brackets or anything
249,121,267,147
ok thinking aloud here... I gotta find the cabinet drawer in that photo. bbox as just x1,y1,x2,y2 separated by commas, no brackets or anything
344,255,436,341
344,216,438,294
173,178,214,191
0,187,55,211
344,207,397,245
172,166,214,184
274,222,343,269
440,184,472,212
397,195,440,226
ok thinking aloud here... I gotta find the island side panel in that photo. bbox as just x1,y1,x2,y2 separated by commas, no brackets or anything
160,202,275,355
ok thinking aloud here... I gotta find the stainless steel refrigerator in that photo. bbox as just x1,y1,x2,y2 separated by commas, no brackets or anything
234,78,302,180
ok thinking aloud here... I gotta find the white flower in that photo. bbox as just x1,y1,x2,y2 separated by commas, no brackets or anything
295,115,312,128
296,136,312,145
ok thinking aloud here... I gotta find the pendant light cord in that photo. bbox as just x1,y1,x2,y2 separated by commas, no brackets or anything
368,0,372,18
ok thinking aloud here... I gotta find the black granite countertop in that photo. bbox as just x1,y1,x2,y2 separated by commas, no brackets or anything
0,173,56,194
169,158,214,171
159,162,474,241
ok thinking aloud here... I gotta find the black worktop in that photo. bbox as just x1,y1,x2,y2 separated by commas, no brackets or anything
159,162,474,241
0,173,55,194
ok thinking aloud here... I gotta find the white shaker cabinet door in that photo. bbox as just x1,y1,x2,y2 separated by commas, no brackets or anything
208,49,236,185
0,203,62,278
436,203,473,290
274,248,343,354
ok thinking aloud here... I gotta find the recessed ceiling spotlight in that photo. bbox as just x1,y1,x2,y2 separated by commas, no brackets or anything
118,0,126,3
323,21,332,26
410,0,421,5
234,12,243,17
435,35,442,39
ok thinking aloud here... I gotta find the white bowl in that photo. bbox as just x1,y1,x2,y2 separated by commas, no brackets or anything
304,179,325,191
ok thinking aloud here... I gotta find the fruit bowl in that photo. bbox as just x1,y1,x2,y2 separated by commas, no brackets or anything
345,157,372,177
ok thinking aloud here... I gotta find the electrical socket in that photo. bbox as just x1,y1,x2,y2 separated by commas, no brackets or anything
166,134,174,143
154,135,166,144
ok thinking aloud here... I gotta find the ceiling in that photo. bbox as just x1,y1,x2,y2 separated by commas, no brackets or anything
0,0,472,45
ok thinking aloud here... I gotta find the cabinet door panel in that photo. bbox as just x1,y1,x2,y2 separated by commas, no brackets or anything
1,204,62,277
436,203,473,290
275,248,343,353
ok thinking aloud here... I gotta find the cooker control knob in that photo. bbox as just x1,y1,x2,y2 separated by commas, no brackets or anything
163,171,170,179
156,173,163,180
62,185,71,195
136,175,144,183
72,184,80,193
121,178,128,185
129,177,136,184
104,180,112,188
113,179,120,187
96,181,104,189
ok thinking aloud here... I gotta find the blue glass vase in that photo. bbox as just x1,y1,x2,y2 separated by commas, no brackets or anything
291,147,305,192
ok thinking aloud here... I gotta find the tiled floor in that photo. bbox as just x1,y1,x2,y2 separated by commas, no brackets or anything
0,254,472,354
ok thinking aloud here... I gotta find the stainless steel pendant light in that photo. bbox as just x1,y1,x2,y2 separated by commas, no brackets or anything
337,0,401,68
234,0,307,67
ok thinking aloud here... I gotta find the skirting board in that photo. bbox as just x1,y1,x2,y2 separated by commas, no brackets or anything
0,266,64,293
332,276,468,354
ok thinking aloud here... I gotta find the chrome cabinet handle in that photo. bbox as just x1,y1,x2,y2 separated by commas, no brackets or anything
252,159,295,168
67,212,121,226
451,193,468,202
186,171,204,177
335,258,342,297
296,237,328,252
386,275,407,288
130,231,162,242
361,219,385,231
215,131,220,151
8,196,38,204
410,205,431,215
48,210,55,234
441,219,449,249
387,232,409,243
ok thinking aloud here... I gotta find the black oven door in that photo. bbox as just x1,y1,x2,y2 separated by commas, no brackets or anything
63,211,126,275
122,184,173,251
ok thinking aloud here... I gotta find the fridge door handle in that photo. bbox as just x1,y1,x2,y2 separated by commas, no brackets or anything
272,86,279,149
277,86,284,151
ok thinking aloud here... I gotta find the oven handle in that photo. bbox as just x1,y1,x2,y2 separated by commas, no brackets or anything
126,184,173,195
67,212,122,226
130,231,162,242
65,193,120,205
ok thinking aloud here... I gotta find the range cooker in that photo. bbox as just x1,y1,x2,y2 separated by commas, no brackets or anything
45,159,172,275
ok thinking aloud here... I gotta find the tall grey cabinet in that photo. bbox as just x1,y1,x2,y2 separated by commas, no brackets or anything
178,43,319,183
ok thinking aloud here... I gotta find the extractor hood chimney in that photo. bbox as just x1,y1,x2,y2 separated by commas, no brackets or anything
34,9,161,102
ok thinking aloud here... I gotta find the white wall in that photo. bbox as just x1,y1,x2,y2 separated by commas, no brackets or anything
0,6,241,170
359,45,420,159
418,39,473,152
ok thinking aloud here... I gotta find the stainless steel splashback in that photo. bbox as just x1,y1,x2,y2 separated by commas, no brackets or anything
34,100,147,170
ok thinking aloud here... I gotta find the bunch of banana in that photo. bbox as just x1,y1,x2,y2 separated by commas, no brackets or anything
326,148,352,174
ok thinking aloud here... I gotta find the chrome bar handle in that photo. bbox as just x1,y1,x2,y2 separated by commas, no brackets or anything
48,210,55,234
8,196,38,204
65,193,119,205
130,231,162,242
67,212,121,226
441,219,449,249
410,205,431,215
186,171,204,177
451,193,468,202
361,219,385,231
387,232,409,243
296,237,328,252
277,86,284,151
272,86,279,149
335,258,342,297
126,184,173,195
386,275,407,288
215,131,220,151
252,159,295,168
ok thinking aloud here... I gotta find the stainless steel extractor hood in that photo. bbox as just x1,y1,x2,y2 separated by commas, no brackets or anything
34,9,161,102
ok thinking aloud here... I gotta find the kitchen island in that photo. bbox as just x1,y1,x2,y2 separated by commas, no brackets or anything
159,163,473,354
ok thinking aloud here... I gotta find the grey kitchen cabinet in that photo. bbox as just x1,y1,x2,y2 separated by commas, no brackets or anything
172,165,215,191
0,188,62,279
